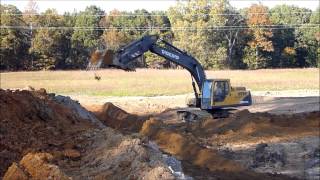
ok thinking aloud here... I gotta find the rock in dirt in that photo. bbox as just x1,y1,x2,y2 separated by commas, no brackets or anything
3,163,28,180
63,149,81,159
4,153,71,180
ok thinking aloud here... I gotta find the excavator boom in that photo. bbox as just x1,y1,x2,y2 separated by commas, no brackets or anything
103,35,252,112
109,35,206,104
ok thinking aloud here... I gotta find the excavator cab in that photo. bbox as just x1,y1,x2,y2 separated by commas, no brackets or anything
201,79,252,110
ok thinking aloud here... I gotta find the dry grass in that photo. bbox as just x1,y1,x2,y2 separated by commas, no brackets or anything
0,68,318,96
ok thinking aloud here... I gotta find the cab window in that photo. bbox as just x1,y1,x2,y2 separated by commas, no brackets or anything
224,82,229,95
213,81,229,102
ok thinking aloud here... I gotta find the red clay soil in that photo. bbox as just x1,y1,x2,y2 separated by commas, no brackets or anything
189,109,320,147
3,152,70,180
140,118,244,172
91,104,308,179
91,102,145,132
140,118,298,180
0,89,95,177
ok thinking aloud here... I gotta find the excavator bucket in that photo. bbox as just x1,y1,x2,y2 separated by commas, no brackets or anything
89,50,114,66
88,49,135,71
88,49,113,70
103,50,114,66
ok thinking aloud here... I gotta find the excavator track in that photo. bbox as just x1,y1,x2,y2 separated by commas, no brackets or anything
177,108,233,122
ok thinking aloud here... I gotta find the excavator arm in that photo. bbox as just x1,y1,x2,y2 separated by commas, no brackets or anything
110,35,206,103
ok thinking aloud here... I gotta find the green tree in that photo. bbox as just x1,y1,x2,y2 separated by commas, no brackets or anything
0,4,29,70
297,7,320,67
23,0,39,26
270,5,312,67
208,0,247,68
168,0,215,69
29,9,69,69
103,10,132,50
103,9,172,68
244,4,274,69
71,5,104,68
61,12,77,68
168,0,247,69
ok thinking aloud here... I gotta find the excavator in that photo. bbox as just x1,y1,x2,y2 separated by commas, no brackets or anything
93,35,252,119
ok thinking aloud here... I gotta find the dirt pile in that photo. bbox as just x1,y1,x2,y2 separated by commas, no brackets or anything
3,88,318,179
92,102,145,132
92,104,302,179
140,118,244,172
140,118,298,180
92,102,320,179
62,128,175,180
0,89,96,177
189,109,320,148
53,95,105,128
153,109,320,179
222,136,320,180
1,89,183,179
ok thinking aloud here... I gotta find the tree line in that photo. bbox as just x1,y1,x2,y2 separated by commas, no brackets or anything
0,0,319,71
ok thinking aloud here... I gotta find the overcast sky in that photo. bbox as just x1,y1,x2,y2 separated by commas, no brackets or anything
2,0,319,14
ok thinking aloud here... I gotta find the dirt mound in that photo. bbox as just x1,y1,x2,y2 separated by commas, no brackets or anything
140,118,244,172
0,89,96,177
4,153,70,180
53,95,105,128
92,102,144,132
91,104,318,179
1,90,181,179
63,128,175,180
3,88,317,179
192,110,320,147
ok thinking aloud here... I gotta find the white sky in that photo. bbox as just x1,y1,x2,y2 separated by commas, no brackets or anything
1,0,319,14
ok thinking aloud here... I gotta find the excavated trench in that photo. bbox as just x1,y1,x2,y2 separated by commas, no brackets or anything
1,89,319,179
89,98,320,180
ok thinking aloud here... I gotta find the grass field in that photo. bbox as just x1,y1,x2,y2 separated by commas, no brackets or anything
0,68,319,96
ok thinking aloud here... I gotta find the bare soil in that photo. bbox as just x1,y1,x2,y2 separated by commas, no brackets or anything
90,101,319,179
1,89,319,179
0,90,175,179
74,90,319,115
0,89,95,177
